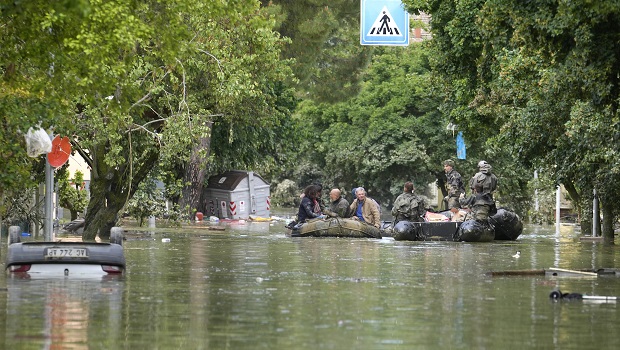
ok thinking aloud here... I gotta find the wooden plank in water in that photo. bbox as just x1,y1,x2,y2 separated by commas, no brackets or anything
545,267,598,278
489,268,617,277
192,226,226,231
486,269,545,277
182,225,226,231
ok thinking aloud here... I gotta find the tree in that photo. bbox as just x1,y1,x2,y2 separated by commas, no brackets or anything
261,0,374,103
293,44,453,205
57,169,89,221
404,0,620,242
1,1,294,239
125,177,166,227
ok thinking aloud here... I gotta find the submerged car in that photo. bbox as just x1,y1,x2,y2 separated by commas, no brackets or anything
5,227,126,278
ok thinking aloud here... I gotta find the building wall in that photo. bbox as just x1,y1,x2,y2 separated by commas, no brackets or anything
411,12,432,42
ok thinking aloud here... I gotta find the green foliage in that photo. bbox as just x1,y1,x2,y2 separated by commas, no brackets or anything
271,179,299,207
526,173,558,225
1,0,296,236
291,44,451,204
403,0,620,238
0,187,41,232
262,0,373,102
57,168,89,221
126,179,167,227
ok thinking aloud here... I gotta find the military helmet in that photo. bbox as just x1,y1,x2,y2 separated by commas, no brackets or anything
443,159,455,168
478,160,492,174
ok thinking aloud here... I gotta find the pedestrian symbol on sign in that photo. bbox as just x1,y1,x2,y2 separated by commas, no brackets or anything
367,7,402,36
361,0,409,46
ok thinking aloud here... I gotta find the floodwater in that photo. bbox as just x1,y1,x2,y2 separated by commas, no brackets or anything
1,218,619,349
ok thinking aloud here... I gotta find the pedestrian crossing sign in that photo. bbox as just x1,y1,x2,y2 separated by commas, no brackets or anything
361,0,409,46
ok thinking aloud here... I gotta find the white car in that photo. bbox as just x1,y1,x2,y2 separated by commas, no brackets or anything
5,228,125,278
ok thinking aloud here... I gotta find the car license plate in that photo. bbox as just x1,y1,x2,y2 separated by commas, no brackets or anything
45,248,88,258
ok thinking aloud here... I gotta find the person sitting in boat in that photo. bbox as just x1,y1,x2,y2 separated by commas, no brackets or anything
300,183,325,214
296,185,326,223
460,160,497,221
391,181,426,225
352,186,382,215
324,188,350,218
349,187,381,228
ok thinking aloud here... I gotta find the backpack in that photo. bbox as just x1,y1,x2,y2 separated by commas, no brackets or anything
394,194,418,219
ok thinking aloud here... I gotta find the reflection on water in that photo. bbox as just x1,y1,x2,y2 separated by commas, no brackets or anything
2,276,123,349
1,222,619,349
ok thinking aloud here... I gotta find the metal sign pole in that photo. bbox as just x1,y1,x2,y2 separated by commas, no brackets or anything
45,160,54,241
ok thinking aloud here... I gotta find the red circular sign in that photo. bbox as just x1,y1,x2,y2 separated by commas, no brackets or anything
47,135,71,168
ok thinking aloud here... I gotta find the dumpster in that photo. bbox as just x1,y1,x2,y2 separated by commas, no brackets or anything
204,171,270,219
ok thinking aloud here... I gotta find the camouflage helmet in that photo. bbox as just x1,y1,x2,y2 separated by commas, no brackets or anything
443,159,455,168
478,160,492,174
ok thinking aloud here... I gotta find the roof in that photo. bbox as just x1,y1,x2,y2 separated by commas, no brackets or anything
206,170,269,191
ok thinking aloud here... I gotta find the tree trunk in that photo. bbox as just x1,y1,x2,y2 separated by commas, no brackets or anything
178,122,212,219
436,171,448,211
599,196,615,244
82,167,128,241
564,181,593,236
81,141,159,241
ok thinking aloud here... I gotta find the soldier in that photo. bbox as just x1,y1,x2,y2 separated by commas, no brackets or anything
391,181,426,225
443,159,466,217
461,160,499,220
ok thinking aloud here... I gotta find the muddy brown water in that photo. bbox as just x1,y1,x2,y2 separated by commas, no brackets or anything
1,219,619,349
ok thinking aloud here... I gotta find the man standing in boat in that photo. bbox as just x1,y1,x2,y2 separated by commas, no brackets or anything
324,188,350,218
460,160,498,221
391,181,426,225
443,159,466,220
349,187,381,228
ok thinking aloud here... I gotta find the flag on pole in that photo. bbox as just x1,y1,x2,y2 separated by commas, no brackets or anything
456,131,466,159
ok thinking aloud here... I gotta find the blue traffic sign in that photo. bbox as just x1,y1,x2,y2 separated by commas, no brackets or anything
360,0,409,46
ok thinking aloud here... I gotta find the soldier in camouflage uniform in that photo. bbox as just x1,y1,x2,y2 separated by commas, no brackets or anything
391,182,426,225
460,160,499,221
443,159,466,215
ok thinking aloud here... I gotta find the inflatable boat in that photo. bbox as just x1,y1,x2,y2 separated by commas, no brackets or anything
288,217,382,239
489,208,523,240
392,208,523,242
392,221,462,241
